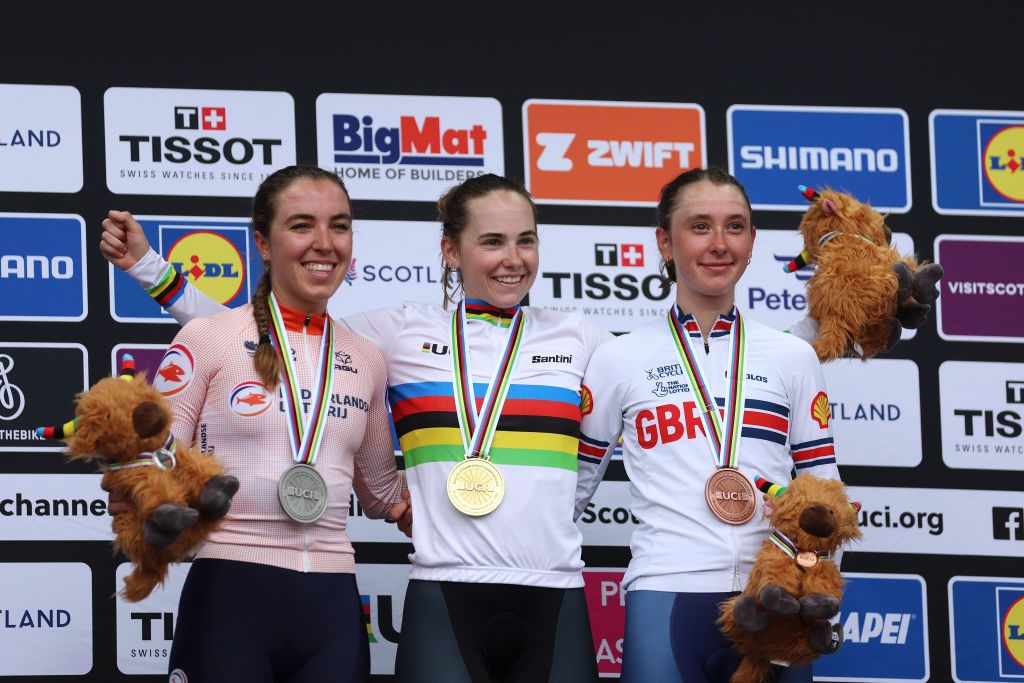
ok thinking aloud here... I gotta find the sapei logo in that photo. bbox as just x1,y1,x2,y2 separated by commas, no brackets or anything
523,99,705,206
0,84,83,193
0,214,87,322
316,94,504,202
104,87,296,197
728,104,911,212
940,361,1024,470
930,109,1024,216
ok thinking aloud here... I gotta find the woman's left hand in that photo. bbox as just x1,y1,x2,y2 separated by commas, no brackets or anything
388,489,413,538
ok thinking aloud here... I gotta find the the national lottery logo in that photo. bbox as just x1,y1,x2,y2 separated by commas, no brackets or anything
229,382,272,417
164,231,244,305
594,243,645,268
316,94,504,202
155,345,194,396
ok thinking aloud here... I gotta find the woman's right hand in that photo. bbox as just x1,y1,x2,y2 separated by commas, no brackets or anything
100,210,152,270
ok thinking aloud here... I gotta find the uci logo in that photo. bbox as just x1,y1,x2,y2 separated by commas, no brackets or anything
166,231,244,305
983,125,1024,203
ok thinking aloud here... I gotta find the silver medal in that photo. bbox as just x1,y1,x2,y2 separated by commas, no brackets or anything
278,463,328,523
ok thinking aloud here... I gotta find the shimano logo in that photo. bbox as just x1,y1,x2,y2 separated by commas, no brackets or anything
0,255,74,279
739,145,899,172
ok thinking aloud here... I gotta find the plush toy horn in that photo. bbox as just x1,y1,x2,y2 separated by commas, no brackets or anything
798,184,820,202
754,475,788,497
783,249,811,273
36,354,137,439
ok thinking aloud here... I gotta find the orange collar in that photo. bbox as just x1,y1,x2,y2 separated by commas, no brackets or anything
276,302,327,335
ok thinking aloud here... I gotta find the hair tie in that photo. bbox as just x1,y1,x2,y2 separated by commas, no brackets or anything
259,334,272,346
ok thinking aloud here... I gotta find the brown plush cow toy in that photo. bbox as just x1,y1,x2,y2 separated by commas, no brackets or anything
785,185,943,362
38,355,238,601
718,473,862,683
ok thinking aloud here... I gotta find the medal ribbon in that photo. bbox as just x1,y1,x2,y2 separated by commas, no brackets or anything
267,292,335,465
106,434,177,471
769,530,831,562
450,300,526,459
666,306,746,469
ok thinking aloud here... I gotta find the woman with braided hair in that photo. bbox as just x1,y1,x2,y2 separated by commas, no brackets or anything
103,165,410,682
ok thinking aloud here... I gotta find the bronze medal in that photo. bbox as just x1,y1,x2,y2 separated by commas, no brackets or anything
704,468,756,525
796,551,819,569
447,458,504,516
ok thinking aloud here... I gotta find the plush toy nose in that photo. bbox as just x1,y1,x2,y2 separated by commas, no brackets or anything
132,401,168,439
799,505,837,538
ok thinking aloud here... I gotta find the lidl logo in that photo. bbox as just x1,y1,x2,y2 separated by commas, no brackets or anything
728,104,911,212
950,576,1024,681
523,99,705,206
1002,590,1024,673
109,216,262,324
931,109,1024,216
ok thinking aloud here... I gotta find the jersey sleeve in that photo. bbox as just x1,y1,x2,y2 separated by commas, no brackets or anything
351,343,405,519
574,340,627,521
126,248,228,326
342,306,406,358
157,318,216,447
784,316,820,345
785,341,840,482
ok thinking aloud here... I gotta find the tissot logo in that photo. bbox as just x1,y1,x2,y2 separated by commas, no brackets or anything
174,106,226,131
594,243,645,267
994,507,1024,540
118,105,279,164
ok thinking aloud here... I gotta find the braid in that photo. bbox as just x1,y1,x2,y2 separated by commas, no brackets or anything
252,269,280,389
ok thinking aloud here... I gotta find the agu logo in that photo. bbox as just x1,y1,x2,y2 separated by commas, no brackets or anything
982,124,1024,203
811,391,831,429
229,382,271,417
155,345,194,396
523,99,705,206
165,231,245,305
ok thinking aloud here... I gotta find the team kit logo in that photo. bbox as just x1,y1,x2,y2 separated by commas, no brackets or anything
523,99,705,206
316,93,504,201
934,235,1024,343
108,216,260,323
229,382,272,416
940,361,1024,470
950,577,1024,682
0,83,83,193
0,213,87,322
727,104,911,212
527,224,671,333
104,87,296,196
930,109,1024,216
154,344,194,396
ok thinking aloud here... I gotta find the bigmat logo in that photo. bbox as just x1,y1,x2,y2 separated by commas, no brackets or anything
727,105,911,212
940,361,1024,469
813,573,929,682
0,343,87,452
527,223,672,333
0,563,92,675
736,228,916,340
0,213,86,321
316,93,504,202
822,359,922,468
523,99,705,206
115,562,189,674
109,216,260,323
930,109,1024,216
104,87,296,197
950,576,1024,682
935,235,1024,343
0,84,82,192
0,474,112,541
354,564,412,675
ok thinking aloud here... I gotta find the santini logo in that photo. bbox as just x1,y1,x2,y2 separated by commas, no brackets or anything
532,354,572,364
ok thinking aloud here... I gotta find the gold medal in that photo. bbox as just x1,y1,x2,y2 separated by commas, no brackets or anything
447,458,504,516
704,468,756,525
796,551,819,569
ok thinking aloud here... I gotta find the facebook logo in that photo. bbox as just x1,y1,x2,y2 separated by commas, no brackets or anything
993,507,1024,540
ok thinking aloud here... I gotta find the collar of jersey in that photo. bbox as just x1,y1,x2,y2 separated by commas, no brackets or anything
672,304,737,340
276,301,327,335
463,298,521,328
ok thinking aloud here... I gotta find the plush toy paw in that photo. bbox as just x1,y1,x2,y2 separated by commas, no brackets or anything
799,593,840,621
199,475,240,519
912,263,944,304
143,503,199,547
809,621,844,654
760,583,800,618
896,301,932,330
893,262,914,304
732,594,774,634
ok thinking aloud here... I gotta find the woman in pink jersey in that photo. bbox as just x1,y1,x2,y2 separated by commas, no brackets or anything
103,166,410,683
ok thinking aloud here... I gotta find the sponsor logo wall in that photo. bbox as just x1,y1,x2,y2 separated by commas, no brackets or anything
0,83,83,193
949,577,1024,683
727,105,911,212
934,235,1024,343
0,474,112,541
940,361,1024,469
316,93,504,201
0,343,88,452
0,213,87,321
104,87,296,197
114,562,189,674
355,564,411,675
523,99,705,206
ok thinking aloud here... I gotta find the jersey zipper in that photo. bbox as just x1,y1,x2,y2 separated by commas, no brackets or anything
301,314,314,573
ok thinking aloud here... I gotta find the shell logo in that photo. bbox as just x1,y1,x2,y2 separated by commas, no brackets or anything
580,384,593,417
811,391,831,429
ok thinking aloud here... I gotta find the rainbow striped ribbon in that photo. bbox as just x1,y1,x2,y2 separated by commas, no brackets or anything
268,292,335,465
666,305,746,469
769,530,831,562
450,300,526,459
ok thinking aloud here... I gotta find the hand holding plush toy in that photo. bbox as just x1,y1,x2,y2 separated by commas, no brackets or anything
785,186,944,362
38,355,238,601
718,473,862,683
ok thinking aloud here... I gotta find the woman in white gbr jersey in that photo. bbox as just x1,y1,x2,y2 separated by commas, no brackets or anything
100,166,410,682
102,173,609,683
573,167,844,683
